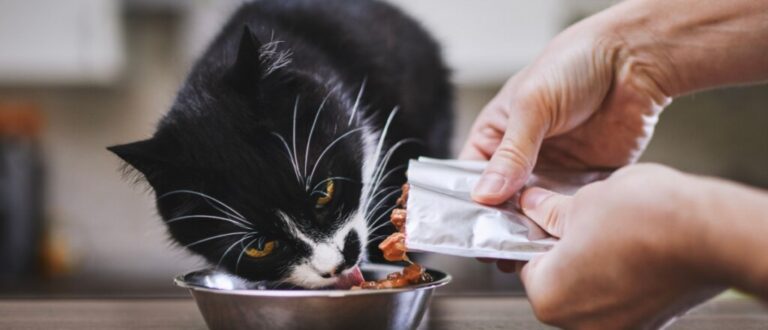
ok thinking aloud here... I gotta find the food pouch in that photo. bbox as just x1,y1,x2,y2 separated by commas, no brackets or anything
405,158,610,261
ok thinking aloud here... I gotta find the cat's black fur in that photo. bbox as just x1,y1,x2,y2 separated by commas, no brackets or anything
109,0,451,288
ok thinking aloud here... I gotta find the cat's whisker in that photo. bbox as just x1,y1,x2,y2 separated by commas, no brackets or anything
167,215,253,230
271,132,303,184
335,203,346,219
292,95,303,185
235,237,261,274
362,164,407,214
369,107,399,179
184,231,250,249
360,108,399,208
216,233,256,268
371,138,420,184
256,236,267,250
310,176,357,193
270,275,299,290
363,141,420,219
363,186,399,218
365,164,406,201
203,198,246,223
367,138,420,198
269,277,294,289
310,190,329,197
367,214,395,232
159,190,247,222
365,189,401,221
362,185,398,215
366,234,390,245
348,77,367,126
367,221,393,235
367,205,397,227
305,127,366,190
377,164,408,182
366,205,398,231
361,138,421,220
304,87,338,178
366,165,408,205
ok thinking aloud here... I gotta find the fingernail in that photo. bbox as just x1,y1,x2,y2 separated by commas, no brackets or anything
474,173,507,196
522,188,552,211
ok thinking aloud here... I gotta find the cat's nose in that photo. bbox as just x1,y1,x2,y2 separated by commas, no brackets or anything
319,262,347,278
319,267,337,279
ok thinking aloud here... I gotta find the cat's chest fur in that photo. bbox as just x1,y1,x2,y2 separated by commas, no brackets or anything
109,0,451,288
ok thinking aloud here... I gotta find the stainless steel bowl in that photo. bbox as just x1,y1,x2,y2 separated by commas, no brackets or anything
175,264,451,330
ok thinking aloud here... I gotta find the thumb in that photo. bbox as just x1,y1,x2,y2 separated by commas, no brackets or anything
520,187,572,238
472,109,547,205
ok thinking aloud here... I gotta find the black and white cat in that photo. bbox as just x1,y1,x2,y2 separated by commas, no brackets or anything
109,0,451,288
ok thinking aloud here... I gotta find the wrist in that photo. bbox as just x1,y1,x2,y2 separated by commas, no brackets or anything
682,175,768,298
593,0,768,96
643,172,724,285
589,0,679,99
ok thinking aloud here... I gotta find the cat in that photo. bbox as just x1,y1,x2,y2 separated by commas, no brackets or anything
108,0,451,289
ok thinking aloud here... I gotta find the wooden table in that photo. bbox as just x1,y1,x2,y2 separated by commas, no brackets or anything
0,295,765,329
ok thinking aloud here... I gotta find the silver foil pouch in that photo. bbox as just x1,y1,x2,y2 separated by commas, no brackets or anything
405,158,609,261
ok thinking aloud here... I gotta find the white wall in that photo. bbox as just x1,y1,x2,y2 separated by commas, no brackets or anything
0,0,124,85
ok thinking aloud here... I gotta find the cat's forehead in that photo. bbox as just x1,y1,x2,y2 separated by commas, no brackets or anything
154,76,366,223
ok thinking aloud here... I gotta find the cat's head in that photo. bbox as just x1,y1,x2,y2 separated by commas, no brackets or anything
108,26,379,288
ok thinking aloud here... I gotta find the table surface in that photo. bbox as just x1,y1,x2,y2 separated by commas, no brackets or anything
0,294,765,329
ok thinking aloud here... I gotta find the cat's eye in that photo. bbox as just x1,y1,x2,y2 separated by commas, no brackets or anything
245,240,276,258
315,180,335,208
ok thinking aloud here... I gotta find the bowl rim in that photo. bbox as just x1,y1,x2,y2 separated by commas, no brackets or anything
174,263,451,297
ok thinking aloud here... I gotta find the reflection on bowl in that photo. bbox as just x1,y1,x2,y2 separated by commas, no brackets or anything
175,263,451,330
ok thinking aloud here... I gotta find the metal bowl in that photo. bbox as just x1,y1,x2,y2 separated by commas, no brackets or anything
175,264,451,330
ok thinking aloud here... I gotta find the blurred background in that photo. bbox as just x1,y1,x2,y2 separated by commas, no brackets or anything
0,0,765,297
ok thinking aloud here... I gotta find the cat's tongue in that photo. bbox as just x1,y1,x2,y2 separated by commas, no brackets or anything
334,266,365,289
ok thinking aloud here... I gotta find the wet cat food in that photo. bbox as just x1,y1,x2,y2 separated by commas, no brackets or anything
379,232,407,262
353,184,432,289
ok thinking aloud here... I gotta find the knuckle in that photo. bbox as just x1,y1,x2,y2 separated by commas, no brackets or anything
544,203,565,235
543,197,568,236
478,127,504,147
493,142,534,172
515,79,549,108
516,80,561,132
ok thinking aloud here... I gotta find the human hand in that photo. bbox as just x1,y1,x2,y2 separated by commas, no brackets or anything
518,164,726,328
460,9,672,206
461,0,768,322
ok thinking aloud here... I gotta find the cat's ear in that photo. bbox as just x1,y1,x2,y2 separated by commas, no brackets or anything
107,138,170,180
229,25,264,84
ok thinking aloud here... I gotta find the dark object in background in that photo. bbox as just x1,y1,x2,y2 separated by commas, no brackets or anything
0,103,44,280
